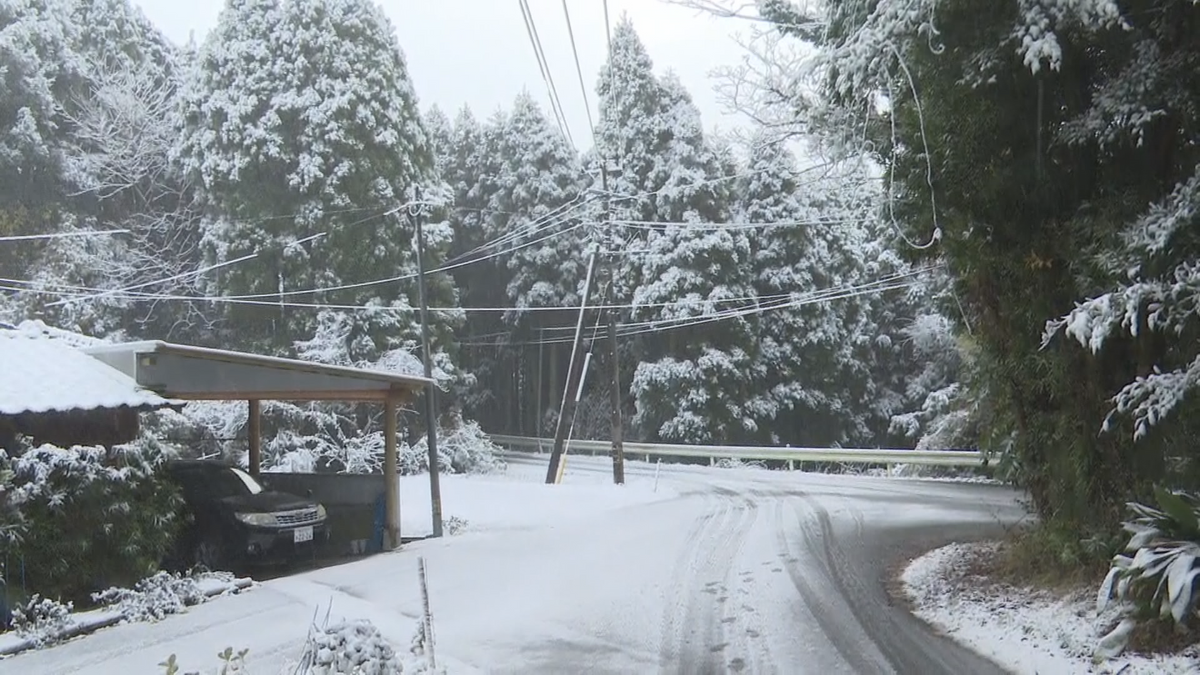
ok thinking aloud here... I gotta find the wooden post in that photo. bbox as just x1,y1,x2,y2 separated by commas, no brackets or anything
608,314,624,485
247,399,262,477
412,191,444,538
384,396,401,550
536,327,544,438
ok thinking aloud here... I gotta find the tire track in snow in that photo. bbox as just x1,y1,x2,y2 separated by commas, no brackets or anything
781,490,1011,675
775,496,887,674
658,485,759,674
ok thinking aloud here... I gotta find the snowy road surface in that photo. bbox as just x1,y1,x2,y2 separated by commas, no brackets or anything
6,455,1024,674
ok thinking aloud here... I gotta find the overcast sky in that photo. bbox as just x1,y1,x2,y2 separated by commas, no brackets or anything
133,0,752,151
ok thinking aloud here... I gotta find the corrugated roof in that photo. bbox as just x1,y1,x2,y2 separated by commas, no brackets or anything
0,330,176,416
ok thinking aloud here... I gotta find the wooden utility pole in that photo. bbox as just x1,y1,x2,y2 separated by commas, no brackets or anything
545,253,597,483
535,327,544,440
412,189,444,538
608,313,624,484
247,399,262,477
383,396,400,550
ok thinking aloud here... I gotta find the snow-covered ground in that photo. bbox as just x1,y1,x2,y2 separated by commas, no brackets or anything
902,541,1200,675
5,456,1026,674
399,456,676,537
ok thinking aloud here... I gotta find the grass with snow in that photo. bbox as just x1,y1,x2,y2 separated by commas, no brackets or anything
901,541,1200,674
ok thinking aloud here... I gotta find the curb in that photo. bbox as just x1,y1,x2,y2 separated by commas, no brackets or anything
0,577,254,658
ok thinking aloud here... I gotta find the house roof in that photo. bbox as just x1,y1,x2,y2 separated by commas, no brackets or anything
83,340,432,402
0,330,178,416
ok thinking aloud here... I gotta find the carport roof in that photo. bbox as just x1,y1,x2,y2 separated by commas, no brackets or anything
83,340,432,402
0,330,177,415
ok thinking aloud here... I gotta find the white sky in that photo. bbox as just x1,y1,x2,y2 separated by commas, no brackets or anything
133,0,752,150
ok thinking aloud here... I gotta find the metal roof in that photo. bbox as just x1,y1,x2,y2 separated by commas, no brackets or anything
83,340,432,402
0,331,177,416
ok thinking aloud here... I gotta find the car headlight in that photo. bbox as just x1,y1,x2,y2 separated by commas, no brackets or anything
315,504,327,520
235,512,277,527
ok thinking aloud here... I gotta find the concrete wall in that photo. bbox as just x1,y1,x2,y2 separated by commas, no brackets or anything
261,473,386,556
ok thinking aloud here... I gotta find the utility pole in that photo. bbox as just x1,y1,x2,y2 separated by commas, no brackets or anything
412,187,444,538
536,327,544,442
545,252,597,484
608,312,624,484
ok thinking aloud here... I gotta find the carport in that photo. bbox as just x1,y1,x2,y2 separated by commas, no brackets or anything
84,340,430,551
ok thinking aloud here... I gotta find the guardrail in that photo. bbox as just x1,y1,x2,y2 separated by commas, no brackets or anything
490,434,987,468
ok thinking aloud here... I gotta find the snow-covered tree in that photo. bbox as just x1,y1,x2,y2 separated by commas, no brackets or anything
593,20,759,442
734,136,880,445
0,0,80,209
496,92,591,324
0,0,211,341
180,0,455,361
719,0,1200,529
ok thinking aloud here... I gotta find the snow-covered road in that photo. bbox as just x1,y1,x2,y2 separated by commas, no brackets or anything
5,455,1025,674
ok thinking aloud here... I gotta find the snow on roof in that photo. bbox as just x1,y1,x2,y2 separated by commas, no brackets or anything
8,319,110,348
0,329,176,416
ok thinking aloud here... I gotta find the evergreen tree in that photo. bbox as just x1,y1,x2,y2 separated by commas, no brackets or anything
753,0,1200,527
736,136,877,445
0,0,82,279
1,0,202,340
180,0,457,366
497,92,590,325
594,20,756,442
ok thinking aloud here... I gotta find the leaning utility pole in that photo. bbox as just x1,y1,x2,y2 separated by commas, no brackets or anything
412,187,444,538
544,252,597,484
607,312,624,484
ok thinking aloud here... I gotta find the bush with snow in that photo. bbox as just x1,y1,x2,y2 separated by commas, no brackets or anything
1095,487,1200,660
407,415,506,476
91,570,237,623
291,616,444,675
10,594,73,648
714,457,767,470
298,619,404,674
0,436,184,603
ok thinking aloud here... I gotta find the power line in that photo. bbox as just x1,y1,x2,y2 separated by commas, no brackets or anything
456,265,942,342
560,0,596,144
26,195,594,306
4,217,590,307
459,273,926,348
0,229,129,243
0,265,937,319
610,216,873,230
518,0,574,148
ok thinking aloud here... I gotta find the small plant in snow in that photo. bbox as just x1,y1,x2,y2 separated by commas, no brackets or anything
297,619,405,674
407,621,444,674
159,646,248,675
443,516,469,536
11,595,74,648
1095,486,1200,660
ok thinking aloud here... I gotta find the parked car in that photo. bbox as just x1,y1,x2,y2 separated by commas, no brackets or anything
162,459,330,571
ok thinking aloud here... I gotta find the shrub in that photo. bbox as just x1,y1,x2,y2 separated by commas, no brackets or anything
92,570,235,623
1096,487,1200,659
406,415,505,476
299,619,405,674
0,436,185,604
11,594,73,648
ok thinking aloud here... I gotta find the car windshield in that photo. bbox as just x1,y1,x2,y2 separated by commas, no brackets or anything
229,467,265,495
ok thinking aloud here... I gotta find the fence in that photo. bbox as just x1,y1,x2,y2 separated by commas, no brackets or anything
489,434,988,468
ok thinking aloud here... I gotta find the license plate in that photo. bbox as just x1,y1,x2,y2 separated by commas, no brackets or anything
293,526,314,543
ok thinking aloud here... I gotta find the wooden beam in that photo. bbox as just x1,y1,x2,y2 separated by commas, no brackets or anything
247,399,262,477
157,389,417,403
383,396,401,551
